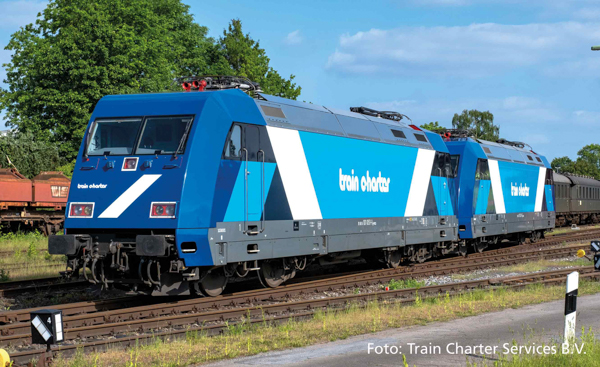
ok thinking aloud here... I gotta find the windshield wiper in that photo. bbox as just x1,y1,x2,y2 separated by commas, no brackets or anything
174,119,193,158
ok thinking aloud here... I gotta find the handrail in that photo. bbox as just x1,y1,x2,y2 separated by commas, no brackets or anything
242,148,249,234
259,149,265,233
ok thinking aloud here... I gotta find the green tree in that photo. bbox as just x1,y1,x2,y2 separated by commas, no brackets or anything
551,145,600,179
551,156,574,173
577,144,600,170
209,19,301,99
0,132,65,178
451,110,499,141
420,121,446,134
0,0,214,160
571,159,600,179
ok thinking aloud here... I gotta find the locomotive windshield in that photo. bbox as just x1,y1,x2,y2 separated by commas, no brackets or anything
86,115,193,156
87,118,142,156
136,116,192,154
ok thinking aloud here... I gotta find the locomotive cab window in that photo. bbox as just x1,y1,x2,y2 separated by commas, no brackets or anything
450,155,460,178
224,125,242,159
87,118,143,156
136,116,193,155
475,159,491,180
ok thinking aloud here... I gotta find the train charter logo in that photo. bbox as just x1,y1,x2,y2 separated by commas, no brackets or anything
511,183,530,197
339,168,390,193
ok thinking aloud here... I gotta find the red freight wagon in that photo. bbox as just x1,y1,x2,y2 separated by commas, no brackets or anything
32,172,70,206
0,167,70,235
0,168,32,204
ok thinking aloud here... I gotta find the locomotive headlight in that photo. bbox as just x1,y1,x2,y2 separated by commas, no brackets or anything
122,157,139,171
150,202,176,218
69,203,94,218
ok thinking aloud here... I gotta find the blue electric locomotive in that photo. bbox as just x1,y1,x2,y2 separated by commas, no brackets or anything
445,133,555,252
49,77,460,296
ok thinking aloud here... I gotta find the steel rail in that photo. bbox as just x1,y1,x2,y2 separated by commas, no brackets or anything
0,243,589,346
8,267,600,367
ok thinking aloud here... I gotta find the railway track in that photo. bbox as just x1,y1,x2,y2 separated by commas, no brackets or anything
6,264,598,366
0,277,87,298
0,228,598,365
0,243,590,344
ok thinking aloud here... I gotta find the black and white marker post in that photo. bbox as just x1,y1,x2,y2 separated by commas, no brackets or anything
564,271,579,345
592,241,600,271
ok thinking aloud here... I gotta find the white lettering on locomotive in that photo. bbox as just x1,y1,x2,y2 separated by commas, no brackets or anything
511,182,530,197
339,168,390,193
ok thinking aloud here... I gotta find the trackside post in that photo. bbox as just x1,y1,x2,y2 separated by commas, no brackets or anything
564,271,579,345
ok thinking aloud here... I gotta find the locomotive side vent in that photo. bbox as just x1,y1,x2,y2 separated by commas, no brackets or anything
260,105,286,119
414,134,427,142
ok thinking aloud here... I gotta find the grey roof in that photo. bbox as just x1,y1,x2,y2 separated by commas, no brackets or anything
565,175,600,187
553,171,572,184
477,138,545,166
255,93,432,150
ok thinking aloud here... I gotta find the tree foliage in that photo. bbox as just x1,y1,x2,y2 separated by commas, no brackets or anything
451,110,499,141
209,19,301,99
420,121,446,134
0,132,65,178
1,2,300,162
551,144,600,179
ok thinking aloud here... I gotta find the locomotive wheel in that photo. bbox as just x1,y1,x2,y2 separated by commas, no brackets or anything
198,268,228,297
458,242,468,257
474,240,487,253
385,250,402,268
258,261,287,288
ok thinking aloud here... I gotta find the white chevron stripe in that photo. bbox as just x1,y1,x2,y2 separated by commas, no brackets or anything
404,149,435,217
534,167,546,212
98,174,161,218
266,126,322,220
488,160,506,214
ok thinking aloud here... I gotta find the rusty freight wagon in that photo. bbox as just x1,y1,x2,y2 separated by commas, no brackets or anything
0,168,70,234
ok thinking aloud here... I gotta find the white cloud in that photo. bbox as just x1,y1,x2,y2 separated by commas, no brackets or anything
326,22,600,78
572,109,600,124
0,0,47,29
284,30,303,45
572,7,600,19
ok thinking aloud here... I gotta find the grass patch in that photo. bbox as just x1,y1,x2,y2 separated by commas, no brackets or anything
476,329,600,366
387,278,425,290
0,232,65,281
451,257,592,281
51,279,600,366
548,224,600,236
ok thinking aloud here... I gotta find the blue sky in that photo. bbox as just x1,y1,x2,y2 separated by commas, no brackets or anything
1,0,600,161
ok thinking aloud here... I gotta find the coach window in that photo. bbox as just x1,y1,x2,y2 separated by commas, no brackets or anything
224,125,242,159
